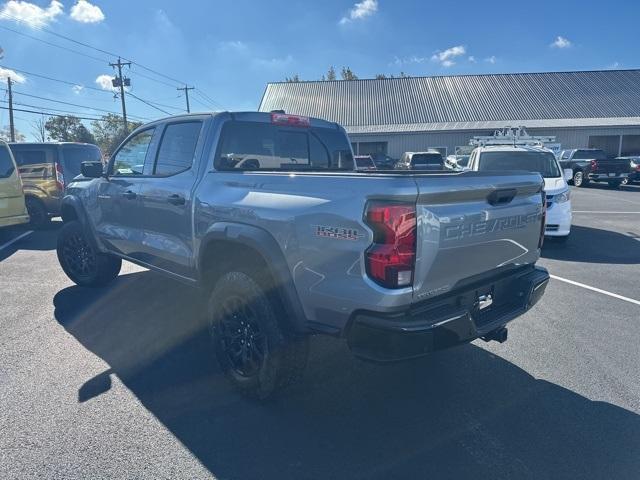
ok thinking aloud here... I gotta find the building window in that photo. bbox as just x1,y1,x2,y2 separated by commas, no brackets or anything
621,135,640,156
588,135,620,158
357,142,388,156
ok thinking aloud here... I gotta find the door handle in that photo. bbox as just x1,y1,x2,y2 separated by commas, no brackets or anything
121,190,137,200
167,194,186,205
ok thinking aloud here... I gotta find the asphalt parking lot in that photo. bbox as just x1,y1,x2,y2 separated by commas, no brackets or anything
1,184,639,480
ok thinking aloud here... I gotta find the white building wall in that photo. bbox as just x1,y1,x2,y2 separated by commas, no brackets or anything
348,126,640,159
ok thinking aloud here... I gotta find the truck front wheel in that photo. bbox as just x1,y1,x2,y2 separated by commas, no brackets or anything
56,220,122,287
207,271,308,399
573,170,589,187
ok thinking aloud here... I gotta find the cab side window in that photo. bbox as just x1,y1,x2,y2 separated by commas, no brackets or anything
112,129,155,176
154,122,202,176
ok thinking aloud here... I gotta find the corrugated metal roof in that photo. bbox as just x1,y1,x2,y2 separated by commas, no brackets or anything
258,70,640,132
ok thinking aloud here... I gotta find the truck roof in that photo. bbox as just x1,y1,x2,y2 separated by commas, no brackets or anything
475,145,554,154
149,111,341,130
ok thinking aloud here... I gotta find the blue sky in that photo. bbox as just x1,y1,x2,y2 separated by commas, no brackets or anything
0,0,638,140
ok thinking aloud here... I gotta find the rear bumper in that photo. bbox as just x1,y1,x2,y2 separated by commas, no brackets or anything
346,266,549,362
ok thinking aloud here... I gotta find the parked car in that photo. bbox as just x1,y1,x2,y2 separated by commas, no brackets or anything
370,153,396,169
354,155,377,171
57,111,549,399
445,154,470,171
8,142,102,227
0,141,29,228
615,156,640,184
557,148,628,188
396,150,444,170
468,144,572,241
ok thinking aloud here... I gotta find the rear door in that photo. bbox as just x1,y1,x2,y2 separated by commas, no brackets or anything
0,143,27,222
412,172,544,302
96,127,158,258
136,120,205,278
59,144,102,183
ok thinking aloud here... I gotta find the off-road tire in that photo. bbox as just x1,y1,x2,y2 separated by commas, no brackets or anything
57,220,122,287
207,271,308,400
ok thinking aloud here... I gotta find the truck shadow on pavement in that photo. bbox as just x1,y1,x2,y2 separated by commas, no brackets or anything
53,271,640,480
542,225,640,264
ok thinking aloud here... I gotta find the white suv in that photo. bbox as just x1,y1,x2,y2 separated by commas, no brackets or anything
468,145,572,242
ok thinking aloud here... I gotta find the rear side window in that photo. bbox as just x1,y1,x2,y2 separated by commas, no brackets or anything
61,145,102,179
215,121,354,171
0,145,15,178
11,149,48,166
112,129,155,176
154,122,202,175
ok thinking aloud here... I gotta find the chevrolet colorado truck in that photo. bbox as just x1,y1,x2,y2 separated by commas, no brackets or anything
57,112,549,399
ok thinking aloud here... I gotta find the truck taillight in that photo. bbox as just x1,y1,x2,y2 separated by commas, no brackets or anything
55,162,65,190
271,113,310,127
538,191,546,249
364,202,416,289
590,159,598,170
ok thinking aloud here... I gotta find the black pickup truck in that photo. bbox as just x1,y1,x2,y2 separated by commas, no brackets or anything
558,149,629,188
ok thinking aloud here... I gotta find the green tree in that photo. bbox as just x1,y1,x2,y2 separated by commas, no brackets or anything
340,66,358,80
45,116,96,143
0,126,25,142
375,74,387,79
91,114,141,158
327,66,336,81
285,74,301,82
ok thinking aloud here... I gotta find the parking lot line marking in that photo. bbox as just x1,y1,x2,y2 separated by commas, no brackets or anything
0,230,33,251
573,211,640,214
550,274,640,306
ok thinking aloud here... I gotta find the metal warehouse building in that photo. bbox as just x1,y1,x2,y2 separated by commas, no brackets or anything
258,69,640,160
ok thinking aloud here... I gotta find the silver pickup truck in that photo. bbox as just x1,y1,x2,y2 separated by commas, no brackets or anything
58,112,549,398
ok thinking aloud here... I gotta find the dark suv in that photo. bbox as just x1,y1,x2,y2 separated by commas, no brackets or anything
9,142,102,227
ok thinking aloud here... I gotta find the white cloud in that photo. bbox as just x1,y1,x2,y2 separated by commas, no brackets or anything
431,45,465,67
551,36,572,48
253,54,293,69
70,0,104,23
0,66,25,83
72,84,84,94
217,40,248,52
484,55,497,64
608,61,621,69
392,55,427,66
0,0,63,27
340,0,377,24
468,56,476,63
95,74,116,91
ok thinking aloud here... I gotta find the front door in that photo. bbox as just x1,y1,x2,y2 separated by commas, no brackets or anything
95,127,157,258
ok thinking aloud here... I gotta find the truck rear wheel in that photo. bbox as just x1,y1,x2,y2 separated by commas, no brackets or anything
56,220,122,287
207,271,308,400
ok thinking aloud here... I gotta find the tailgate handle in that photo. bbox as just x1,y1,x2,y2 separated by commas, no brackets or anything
487,188,517,206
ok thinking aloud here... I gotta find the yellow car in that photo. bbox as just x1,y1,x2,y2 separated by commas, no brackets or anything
0,140,29,228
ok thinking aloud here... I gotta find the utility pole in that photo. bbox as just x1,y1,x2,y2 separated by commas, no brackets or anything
177,85,194,113
109,57,131,131
7,77,15,142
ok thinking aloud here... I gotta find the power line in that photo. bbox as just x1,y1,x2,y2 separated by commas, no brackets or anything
127,92,171,115
177,85,194,113
0,64,109,93
194,88,224,109
0,23,108,64
2,89,148,121
0,105,126,123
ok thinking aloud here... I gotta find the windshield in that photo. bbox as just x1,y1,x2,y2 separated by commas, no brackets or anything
478,151,561,178
411,153,442,166
456,155,470,167
573,149,607,160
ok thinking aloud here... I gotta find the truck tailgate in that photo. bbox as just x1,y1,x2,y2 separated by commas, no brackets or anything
412,171,544,302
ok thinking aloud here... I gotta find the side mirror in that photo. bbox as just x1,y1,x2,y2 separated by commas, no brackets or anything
563,168,573,182
81,161,104,178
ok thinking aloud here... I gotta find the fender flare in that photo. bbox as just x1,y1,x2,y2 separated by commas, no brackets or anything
197,222,308,333
60,195,103,251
